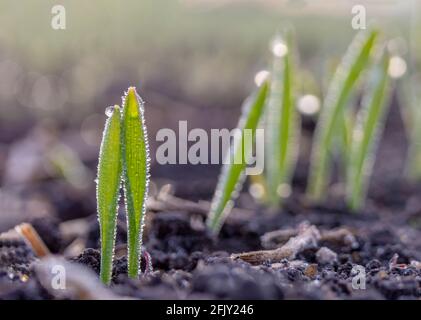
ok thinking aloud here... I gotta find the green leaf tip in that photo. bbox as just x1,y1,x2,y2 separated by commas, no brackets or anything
97,104,122,285
121,86,150,279
125,87,142,117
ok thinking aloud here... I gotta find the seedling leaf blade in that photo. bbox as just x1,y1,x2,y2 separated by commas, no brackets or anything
265,33,299,206
398,74,421,180
121,87,150,279
207,81,269,234
346,50,391,211
307,29,378,201
97,105,122,285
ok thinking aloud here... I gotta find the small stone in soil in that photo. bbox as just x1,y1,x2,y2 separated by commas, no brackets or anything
316,247,338,265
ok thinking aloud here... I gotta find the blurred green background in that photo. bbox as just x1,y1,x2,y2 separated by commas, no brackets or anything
0,0,417,225
0,0,416,123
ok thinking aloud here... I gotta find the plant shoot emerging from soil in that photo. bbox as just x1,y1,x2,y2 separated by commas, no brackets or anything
263,31,299,207
121,87,150,279
96,87,150,284
307,29,378,202
96,105,122,285
398,73,421,180
207,29,399,236
346,49,391,210
207,80,269,234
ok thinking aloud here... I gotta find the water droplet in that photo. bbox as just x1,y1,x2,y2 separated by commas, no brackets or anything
254,70,270,87
297,94,320,116
105,106,115,117
271,38,288,58
388,56,407,79
249,183,265,199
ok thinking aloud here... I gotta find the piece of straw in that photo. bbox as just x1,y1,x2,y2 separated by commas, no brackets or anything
15,223,51,258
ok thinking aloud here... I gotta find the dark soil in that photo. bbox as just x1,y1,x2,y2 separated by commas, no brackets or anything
0,187,421,300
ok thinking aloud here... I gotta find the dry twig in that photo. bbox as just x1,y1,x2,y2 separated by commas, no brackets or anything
261,225,358,249
15,223,50,258
232,223,321,265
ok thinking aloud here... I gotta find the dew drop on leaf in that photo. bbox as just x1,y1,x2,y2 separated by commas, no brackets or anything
105,106,115,117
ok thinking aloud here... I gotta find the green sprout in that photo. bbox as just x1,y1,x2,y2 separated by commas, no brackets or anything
206,80,269,234
96,87,150,284
307,29,378,201
398,73,421,180
121,88,150,279
346,50,391,210
97,105,122,285
264,32,299,207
